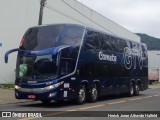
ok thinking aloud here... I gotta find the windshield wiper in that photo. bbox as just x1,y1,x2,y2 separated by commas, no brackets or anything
34,75,57,80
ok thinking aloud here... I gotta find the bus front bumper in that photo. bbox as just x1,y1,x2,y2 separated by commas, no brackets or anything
14,84,64,101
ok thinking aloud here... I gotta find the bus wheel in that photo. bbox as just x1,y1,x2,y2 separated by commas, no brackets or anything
134,83,140,96
88,84,98,102
128,82,134,97
76,85,86,104
41,100,51,104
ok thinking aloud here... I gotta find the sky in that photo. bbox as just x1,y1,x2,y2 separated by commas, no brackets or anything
77,0,160,38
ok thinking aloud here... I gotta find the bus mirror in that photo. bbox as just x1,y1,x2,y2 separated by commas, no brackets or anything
5,54,8,63
4,48,19,63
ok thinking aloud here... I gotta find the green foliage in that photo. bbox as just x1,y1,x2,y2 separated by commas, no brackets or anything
0,84,14,88
136,33,160,50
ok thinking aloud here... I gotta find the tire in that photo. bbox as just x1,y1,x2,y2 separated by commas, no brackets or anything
134,83,140,96
128,82,134,97
41,100,51,104
75,85,86,105
88,84,98,103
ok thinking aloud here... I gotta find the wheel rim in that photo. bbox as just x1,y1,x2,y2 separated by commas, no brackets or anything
79,87,85,102
136,84,139,94
92,85,97,100
130,85,134,95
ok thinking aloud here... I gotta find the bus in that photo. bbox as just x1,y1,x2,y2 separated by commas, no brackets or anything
5,24,148,104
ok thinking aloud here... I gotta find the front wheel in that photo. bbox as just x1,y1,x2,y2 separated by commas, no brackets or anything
75,85,86,105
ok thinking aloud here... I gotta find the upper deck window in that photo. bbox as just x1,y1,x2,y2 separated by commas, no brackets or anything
21,25,84,50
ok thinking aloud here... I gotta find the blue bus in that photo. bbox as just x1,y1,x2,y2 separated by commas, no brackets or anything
5,24,148,104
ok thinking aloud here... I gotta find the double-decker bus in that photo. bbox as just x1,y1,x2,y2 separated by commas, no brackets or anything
5,24,148,104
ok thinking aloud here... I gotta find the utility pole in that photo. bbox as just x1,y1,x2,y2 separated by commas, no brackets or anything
38,0,47,25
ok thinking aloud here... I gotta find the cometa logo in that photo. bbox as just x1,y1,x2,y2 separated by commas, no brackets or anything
99,51,117,62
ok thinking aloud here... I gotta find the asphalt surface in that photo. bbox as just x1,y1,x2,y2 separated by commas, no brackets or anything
0,85,160,119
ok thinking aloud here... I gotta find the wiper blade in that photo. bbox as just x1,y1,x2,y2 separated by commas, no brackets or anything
35,75,57,79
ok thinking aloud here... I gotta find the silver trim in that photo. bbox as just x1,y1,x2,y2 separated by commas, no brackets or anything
18,87,48,93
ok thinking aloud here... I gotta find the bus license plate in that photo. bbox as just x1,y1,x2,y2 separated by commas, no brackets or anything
28,95,36,99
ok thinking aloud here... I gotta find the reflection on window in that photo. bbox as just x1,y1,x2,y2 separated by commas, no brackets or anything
63,26,84,46
18,55,57,78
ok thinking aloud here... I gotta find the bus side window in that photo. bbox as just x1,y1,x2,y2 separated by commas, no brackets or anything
110,36,118,52
118,39,127,53
117,39,123,53
132,42,137,50
103,35,111,51
60,47,77,76
126,41,131,48
84,31,95,50
93,32,101,49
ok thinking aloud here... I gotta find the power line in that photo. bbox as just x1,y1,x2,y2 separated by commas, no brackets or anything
60,0,117,36
45,4,88,26
45,1,117,36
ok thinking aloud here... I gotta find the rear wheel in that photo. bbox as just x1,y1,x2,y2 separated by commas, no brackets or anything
134,83,140,96
88,84,98,103
128,82,134,97
75,85,86,105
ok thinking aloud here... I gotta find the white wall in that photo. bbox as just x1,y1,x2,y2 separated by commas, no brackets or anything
0,0,40,83
148,51,160,82
0,0,140,83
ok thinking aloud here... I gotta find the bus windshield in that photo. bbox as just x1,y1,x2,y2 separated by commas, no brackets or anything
18,54,57,79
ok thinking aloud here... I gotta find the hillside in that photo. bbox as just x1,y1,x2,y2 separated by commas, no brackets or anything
136,33,160,50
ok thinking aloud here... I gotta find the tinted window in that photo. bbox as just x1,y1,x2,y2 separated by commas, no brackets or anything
84,31,112,50
84,30,130,53
21,25,84,50
84,31,102,50
62,26,84,46
59,46,79,77
103,35,111,51
18,55,57,78
117,39,128,53
22,25,64,50
110,36,117,52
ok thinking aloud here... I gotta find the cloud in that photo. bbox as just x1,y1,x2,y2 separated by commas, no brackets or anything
77,0,160,38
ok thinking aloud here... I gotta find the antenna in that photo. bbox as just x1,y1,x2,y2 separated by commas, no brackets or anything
38,0,47,25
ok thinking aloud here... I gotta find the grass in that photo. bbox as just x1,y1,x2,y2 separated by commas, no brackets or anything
0,84,14,89
149,81,160,85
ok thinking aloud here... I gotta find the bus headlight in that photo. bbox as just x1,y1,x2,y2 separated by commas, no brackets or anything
15,85,21,89
45,81,64,90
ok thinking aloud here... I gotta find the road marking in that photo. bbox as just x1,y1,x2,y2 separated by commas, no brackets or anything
42,111,71,117
128,96,152,101
107,100,126,105
153,94,160,97
19,117,35,120
66,109,77,112
79,104,105,110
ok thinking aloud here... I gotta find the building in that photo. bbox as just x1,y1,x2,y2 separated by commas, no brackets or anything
148,51,160,82
0,0,140,83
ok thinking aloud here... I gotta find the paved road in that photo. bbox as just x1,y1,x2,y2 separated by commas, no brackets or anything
0,87,160,119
